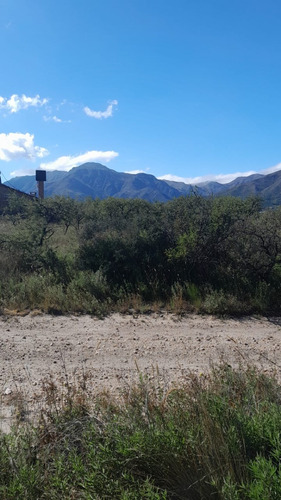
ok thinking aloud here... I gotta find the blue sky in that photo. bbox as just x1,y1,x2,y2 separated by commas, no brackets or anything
1,0,281,185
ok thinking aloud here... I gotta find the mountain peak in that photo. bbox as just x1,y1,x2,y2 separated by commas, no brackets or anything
72,162,111,172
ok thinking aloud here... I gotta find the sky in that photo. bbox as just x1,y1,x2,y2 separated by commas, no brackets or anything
1,0,281,185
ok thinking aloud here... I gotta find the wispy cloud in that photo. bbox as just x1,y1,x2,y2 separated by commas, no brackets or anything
0,133,49,161
0,94,118,123
53,116,63,123
40,150,119,171
10,168,35,177
158,171,257,185
84,100,118,119
159,162,281,186
43,115,71,123
125,168,151,175
125,169,146,175
261,162,281,175
0,94,48,113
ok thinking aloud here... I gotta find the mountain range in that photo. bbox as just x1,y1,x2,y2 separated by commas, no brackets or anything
5,163,281,207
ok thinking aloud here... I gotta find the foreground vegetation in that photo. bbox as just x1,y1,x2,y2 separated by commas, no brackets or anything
1,196,281,497
1,365,281,499
1,193,281,315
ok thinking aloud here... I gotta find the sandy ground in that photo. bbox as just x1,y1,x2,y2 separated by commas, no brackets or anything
1,312,281,432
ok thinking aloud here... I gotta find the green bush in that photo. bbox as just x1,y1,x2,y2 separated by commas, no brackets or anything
2,194,281,315
201,289,252,315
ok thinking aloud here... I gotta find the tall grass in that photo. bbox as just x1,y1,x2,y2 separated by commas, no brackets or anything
1,365,281,498
0,271,112,316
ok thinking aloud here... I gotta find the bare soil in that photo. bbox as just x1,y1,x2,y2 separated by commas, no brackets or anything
1,312,281,432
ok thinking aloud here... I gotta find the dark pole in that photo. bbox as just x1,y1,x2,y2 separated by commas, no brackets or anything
37,180,44,199
35,170,46,199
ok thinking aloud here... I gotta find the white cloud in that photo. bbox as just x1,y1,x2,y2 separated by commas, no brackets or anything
158,162,281,186
0,133,49,161
261,162,281,175
157,161,281,186
40,150,119,171
125,169,146,175
159,170,261,185
84,100,118,119
43,115,71,123
10,168,35,177
0,94,48,113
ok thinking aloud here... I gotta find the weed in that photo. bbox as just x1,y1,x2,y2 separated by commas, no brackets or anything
1,365,281,498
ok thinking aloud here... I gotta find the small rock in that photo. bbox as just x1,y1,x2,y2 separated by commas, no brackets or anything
4,387,12,395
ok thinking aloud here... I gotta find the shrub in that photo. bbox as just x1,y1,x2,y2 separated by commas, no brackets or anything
201,289,252,316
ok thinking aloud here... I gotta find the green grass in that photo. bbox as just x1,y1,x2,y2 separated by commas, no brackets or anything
48,224,80,257
1,365,281,498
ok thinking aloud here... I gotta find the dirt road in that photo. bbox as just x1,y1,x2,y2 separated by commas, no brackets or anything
1,312,281,431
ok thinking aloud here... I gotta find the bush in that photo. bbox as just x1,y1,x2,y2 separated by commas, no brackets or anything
2,194,281,316
201,289,252,316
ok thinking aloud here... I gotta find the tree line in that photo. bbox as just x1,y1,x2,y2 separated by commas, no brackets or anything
1,193,281,314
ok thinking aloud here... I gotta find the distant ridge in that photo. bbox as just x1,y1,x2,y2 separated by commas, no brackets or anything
5,162,281,206
6,163,180,202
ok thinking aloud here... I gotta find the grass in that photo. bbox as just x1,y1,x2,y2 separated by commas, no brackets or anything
1,364,281,498
49,225,80,257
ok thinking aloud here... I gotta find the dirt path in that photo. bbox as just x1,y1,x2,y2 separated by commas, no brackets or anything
1,312,281,432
